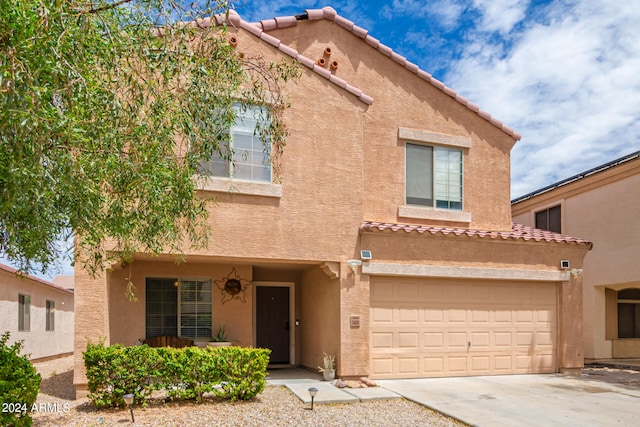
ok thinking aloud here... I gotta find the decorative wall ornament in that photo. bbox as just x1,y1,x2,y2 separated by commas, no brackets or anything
215,267,251,304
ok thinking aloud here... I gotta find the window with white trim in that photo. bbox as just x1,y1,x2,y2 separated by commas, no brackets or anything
18,294,30,331
199,104,271,182
46,300,55,331
145,278,212,341
406,143,463,210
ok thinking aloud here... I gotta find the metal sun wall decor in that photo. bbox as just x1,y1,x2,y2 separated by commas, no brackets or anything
215,267,252,304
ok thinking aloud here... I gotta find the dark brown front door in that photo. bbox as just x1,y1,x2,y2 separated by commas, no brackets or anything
256,286,290,364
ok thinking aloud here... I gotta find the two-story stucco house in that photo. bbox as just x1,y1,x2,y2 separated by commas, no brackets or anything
513,151,640,361
73,7,592,395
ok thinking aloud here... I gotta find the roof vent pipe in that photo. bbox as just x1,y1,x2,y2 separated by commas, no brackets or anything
317,57,326,67
324,47,332,56
330,60,338,71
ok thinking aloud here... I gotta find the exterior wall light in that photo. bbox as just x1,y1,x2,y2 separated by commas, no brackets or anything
346,259,362,273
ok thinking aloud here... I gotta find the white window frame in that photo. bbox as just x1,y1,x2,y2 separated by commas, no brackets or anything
199,104,272,183
46,299,55,331
178,279,213,342
405,143,464,211
18,294,30,332
145,278,213,341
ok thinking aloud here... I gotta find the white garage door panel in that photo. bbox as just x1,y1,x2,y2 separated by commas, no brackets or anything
370,278,557,379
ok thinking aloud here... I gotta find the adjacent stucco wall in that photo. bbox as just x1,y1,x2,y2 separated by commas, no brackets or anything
0,268,74,360
513,157,640,359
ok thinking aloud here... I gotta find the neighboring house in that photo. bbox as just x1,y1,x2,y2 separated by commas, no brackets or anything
512,151,640,361
73,7,592,395
0,263,74,360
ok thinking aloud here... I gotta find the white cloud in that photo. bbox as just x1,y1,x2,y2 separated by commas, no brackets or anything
472,0,530,33
445,0,640,197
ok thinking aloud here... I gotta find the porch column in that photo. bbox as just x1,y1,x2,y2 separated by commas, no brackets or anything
558,270,584,375
339,262,370,378
73,266,110,397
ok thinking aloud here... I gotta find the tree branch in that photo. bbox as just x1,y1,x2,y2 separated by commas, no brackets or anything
85,0,135,14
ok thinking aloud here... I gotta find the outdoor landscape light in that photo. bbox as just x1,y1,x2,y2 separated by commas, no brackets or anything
308,387,318,410
123,393,135,423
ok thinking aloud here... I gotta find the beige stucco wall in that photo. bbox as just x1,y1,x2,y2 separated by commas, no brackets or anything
270,19,516,231
513,157,640,359
299,265,341,372
0,267,74,360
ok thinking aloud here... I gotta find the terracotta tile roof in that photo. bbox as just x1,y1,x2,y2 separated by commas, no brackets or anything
360,221,593,248
204,7,520,140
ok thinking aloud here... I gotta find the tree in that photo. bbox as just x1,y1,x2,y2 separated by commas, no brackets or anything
0,0,298,285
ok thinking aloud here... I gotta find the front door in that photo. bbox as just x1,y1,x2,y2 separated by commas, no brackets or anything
256,286,290,364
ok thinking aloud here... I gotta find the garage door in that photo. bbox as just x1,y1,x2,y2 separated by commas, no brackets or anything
370,277,557,379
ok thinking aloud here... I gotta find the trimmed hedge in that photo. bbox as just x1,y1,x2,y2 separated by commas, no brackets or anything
83,342,270,407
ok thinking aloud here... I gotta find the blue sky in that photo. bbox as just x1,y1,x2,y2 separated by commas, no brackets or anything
5,0,640,280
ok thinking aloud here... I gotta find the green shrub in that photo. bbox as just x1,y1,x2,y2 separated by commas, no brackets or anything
84,343,270,407
84,341,162,408
156,347,222,402
211,346,270,401
0,332,42,427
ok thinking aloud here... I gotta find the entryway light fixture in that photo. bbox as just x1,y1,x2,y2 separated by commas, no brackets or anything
346,259,362,273
307,387,318,410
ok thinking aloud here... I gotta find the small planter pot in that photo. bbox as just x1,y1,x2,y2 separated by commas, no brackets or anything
207,341,232,348
322,369,335,381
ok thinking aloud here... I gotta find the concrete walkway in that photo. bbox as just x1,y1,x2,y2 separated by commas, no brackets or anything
266,368,402,404
267,366,640,426
378,373,640,427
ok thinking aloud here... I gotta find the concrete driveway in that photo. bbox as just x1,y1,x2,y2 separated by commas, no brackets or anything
378,372,640,427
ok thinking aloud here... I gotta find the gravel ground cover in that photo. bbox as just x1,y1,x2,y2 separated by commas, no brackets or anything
30,356,466,427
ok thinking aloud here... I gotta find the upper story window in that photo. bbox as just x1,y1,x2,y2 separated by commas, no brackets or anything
535,205,561,233
406,143,463,210
198,104,271,183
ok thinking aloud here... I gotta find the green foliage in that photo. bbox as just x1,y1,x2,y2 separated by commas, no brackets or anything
211,324,228,342
84,342,270,407
210,346,270,401
0,332,42,427
0,0,299,278
83,341,162,408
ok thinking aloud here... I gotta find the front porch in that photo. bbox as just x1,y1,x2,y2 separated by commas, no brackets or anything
73,257,347,394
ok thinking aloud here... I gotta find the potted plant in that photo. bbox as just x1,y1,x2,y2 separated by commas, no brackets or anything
317,352,336,381
207,325,232,347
